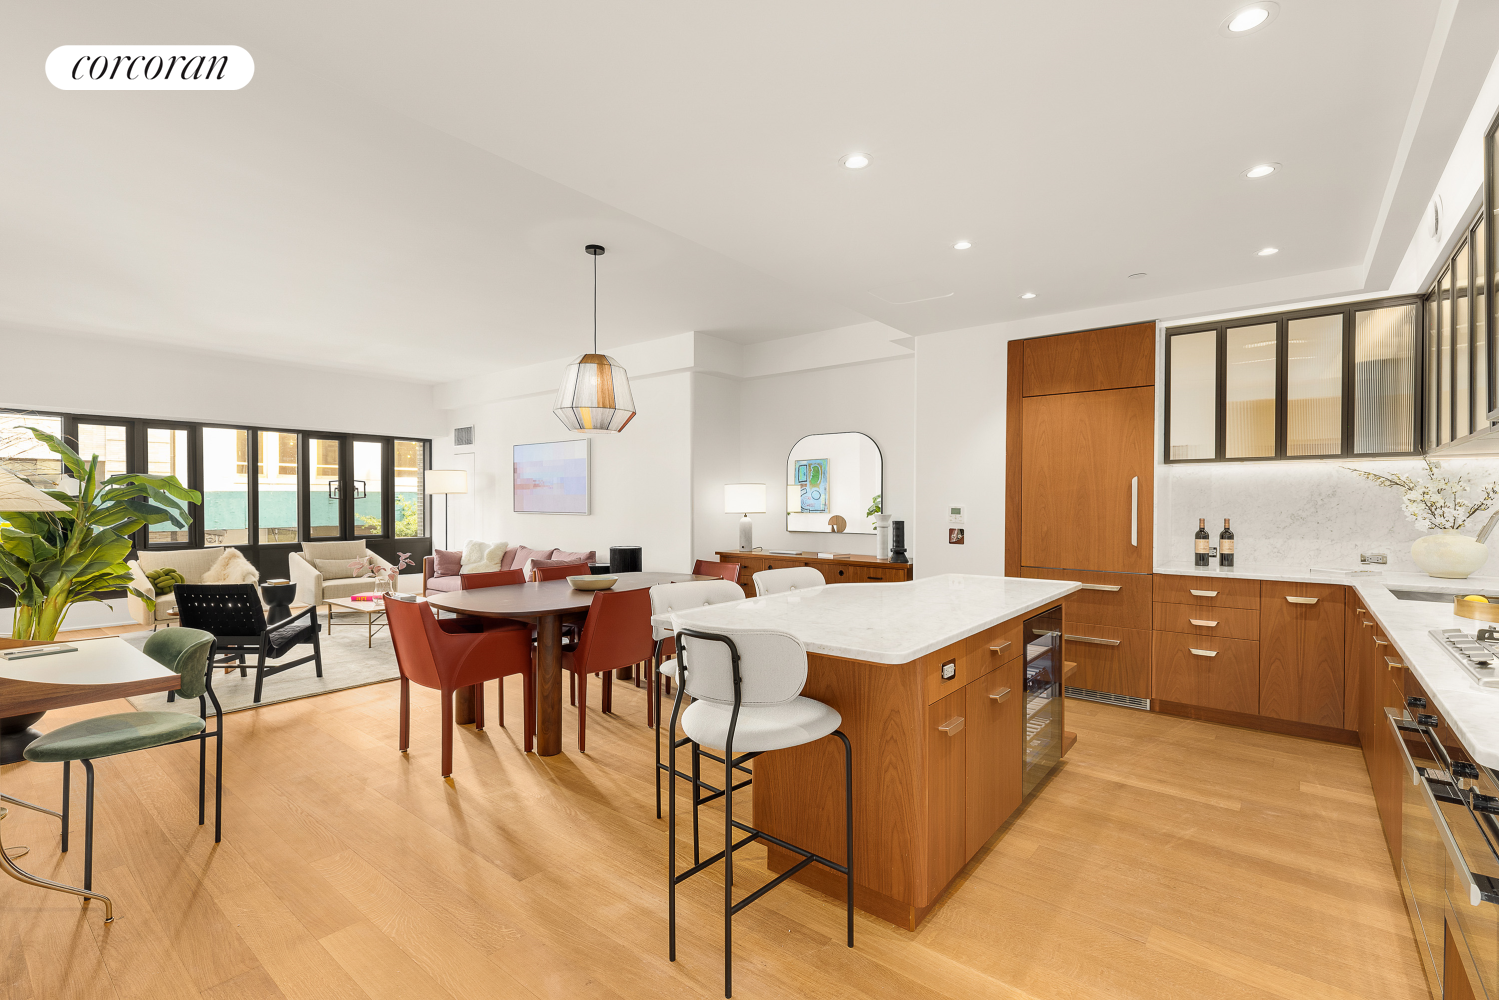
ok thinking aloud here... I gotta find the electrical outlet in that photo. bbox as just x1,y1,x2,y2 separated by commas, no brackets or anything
1360,552,1388,565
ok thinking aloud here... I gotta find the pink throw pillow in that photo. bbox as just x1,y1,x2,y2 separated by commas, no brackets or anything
432,549,463,577
529,556,589,581
552,549,596,565
507,545,553,574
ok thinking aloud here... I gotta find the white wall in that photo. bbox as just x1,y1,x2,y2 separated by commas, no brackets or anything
434,371,694,571
691,373,742,564
726,356,914,560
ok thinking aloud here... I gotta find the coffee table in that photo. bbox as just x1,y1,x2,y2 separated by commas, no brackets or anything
325,595,388,647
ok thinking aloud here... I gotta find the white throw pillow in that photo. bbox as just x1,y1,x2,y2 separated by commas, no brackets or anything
202,548,261,586
460,540,508,574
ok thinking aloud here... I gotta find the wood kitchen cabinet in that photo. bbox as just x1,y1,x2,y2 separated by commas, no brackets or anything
1258,583,1345,728
1061,624,1151,700
1152,630,1260,714
714,551,912,598
964,657,1022,857
926,688,968,893
1020,321,1155,396
1356,617,1405,872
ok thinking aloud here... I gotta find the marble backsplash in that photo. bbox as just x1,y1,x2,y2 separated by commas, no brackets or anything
1155,458,1499,574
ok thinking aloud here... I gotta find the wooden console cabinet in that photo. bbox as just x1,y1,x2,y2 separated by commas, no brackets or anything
714,550,912,598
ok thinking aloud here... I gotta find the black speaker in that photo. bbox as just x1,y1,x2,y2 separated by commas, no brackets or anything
889,521,908,564
609,545,643,573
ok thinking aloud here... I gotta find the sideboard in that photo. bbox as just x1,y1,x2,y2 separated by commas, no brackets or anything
715,550,914,598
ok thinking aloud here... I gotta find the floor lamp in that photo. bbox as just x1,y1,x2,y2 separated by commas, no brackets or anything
426,470,468,551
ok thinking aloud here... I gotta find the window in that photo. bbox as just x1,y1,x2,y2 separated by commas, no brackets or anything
394,440,425,537
76,423,129,480
0,413,64,482
353,439,383,536
257,431,299,543
307,437,342,538
145,426,191,544
202,428,249,545
1424,207,1492,449
1165,297,1420,462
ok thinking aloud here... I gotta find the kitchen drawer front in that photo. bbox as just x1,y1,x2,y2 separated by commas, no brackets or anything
1152,602,1260,641
1063,625,1151,700
1152,574,1260,610
848,565,905,583
1022,567,1150,629
1260,581,1345,606
1152,631,1259,714
925,619,1024,704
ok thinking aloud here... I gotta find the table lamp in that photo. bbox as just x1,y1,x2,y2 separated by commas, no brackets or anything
426,470,467,551
724,483,766,551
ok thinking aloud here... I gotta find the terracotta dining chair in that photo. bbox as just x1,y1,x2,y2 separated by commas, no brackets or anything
691,559,741,584
382,595,536,773
457,568,533,715
535,562,592,583
561,587,655,752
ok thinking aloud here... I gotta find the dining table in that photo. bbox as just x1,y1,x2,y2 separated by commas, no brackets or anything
425,572,711,756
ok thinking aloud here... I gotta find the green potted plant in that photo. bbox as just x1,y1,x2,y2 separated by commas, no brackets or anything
0,426,201,640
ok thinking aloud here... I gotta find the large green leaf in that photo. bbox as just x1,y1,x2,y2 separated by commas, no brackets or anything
0,528,58,564
23,426,89,480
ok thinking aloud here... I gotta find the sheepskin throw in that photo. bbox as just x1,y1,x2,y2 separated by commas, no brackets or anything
202,548,261,586
460,540,508,574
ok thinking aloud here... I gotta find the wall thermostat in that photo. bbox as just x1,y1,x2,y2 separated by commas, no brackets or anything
948,505,965,524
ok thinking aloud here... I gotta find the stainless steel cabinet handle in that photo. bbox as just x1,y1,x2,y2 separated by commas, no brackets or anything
1286,596,1319,605
1373,638,1390,646
1389,711,1483,906
1189,648,1218,657
990,641,1012,656
1385,655,1405,669
1189,619,1218,627
989,687,1012,703
1130,477,1138,547
1189,589,1218,598
938,717,965,735
1065,634,1120,646
1079,584,1122,592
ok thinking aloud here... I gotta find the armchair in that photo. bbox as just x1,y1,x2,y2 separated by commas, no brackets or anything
289,540,392,609
174,584,323,704
126,548,232,627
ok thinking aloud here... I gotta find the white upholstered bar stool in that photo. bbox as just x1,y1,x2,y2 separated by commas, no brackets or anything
649,580,744,818
751,566,824,597
667,623,852,999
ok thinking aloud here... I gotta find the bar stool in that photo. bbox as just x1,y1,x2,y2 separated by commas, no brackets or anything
648,580,745,818
751,566,824,596
667,623,852,998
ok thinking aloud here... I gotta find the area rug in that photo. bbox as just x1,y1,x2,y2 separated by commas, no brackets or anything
124,620,400,715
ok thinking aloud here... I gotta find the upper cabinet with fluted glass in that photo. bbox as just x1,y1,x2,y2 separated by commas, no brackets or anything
1165,297,1422,463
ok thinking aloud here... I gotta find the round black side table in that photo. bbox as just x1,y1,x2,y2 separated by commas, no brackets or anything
260,581,298,624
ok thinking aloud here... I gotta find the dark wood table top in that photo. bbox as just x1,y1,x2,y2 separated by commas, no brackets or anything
425,572,712,619
0,636,181,716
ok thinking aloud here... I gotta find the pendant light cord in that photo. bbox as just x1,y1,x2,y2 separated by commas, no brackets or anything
593,252,598,355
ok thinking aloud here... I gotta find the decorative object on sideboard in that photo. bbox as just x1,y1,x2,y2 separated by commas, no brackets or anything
609,545,643,574
514,440,589,515
873,514,892,560
426,469,467,550
827,515,847,532
1348,459,1499,579
553,244,637,434
889,519,909,564
724,483,767,551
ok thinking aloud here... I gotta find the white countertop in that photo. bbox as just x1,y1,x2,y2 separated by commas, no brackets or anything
1158,559,1499,768
652,574,1080,664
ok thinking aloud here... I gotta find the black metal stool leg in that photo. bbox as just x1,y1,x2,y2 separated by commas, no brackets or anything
81,759,96,891
837,729,854,948
723,738,735,999
691,744,702,865
60,761,70,853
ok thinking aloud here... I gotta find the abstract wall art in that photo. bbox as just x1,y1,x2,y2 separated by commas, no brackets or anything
794,458,829,513
514,439,590,514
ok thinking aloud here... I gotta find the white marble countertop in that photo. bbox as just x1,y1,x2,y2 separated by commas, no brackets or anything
651,574,1080,664
1153,561,1405,585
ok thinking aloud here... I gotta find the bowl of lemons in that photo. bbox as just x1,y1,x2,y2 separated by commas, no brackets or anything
1454,594,1499,622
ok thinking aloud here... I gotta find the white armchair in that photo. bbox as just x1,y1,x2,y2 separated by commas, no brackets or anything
125,547,232,626
289,540,393,608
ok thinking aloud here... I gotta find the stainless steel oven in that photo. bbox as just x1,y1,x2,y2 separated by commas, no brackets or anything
1023,605,1063,798
1389,709,1499,997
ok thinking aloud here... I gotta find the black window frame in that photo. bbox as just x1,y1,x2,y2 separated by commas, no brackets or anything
1164,294,1424,464
1424,201,1490,452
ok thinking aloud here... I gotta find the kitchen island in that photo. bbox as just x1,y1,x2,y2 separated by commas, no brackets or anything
657,573,1080,929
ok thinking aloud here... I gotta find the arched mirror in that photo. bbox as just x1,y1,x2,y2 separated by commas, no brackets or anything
785,432,883,534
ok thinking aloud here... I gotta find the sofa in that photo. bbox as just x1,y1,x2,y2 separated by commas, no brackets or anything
289,540,394,608
422,544,596,595
127,547,233,626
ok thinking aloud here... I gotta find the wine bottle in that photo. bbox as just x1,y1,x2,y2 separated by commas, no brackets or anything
1219,518,1235,568
1195,518,1210,567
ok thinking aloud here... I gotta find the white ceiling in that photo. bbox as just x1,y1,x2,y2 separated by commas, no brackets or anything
0,0,1486,383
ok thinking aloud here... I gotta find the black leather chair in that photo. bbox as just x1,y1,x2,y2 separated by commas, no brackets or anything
173,584,323,703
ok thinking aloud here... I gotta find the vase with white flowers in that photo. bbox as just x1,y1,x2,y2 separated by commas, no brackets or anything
1348,460,1499,579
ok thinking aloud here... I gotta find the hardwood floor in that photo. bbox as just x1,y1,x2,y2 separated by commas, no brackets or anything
0,647,1429,999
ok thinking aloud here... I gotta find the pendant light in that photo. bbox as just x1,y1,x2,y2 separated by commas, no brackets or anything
553,244,637,434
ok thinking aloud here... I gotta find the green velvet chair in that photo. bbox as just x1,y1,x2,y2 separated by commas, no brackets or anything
22,628,221,898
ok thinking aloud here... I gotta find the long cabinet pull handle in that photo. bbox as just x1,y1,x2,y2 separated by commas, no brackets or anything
1189,589,1218,597
1286,596,1320,605
989,688,1012,703
1189,648,1218,657
1079,584,1122,592
1130,477,1138,548
1188,619,1218,627
938,717,965,735
1065,634,1121,646
990,641,1012,656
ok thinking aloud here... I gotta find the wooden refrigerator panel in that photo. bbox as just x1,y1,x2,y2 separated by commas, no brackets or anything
1020,323,1156,396
1020,387,1154,574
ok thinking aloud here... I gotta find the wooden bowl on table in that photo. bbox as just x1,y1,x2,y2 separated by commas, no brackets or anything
568,575,618,592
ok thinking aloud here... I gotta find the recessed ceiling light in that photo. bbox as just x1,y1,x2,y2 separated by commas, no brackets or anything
1127,272,1148,279
1020,292,1036,299
953,240,972,250
1220,2,1278,35
1245,162,1280,178
1257,247,1279,256
840,152,871,169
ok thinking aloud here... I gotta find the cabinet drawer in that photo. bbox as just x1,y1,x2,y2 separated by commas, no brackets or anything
1022,567,1150,629
1260,581,1345,605
924,620,1023,705
1062,625,1151,700
1152,631,1259,714
1152,602,1259,641
1153,574,1260,610
849,565,901,583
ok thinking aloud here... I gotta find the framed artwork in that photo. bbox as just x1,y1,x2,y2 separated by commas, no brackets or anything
794,458,829,513
513,439,589,514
